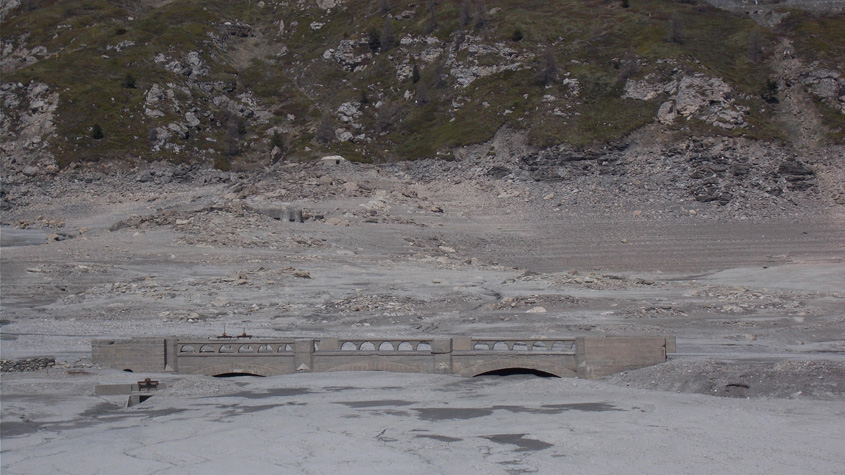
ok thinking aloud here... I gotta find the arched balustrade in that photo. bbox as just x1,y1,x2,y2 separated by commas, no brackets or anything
178,341,297,355
469,339,577,353
177,337,578,358
336,340,433,352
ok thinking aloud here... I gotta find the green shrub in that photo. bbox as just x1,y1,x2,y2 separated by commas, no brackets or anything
214,156,232,171
425,0,438,34
762,79,778,103
122,72,136,89
315,113,335,144
91,123,104,140
667,14,684,45
271,130,287,150
536,46,559,87
368,28,381,53
380,19,395,51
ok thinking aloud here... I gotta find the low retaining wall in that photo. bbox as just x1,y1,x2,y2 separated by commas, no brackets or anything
92,336,676,379
92,338,167,373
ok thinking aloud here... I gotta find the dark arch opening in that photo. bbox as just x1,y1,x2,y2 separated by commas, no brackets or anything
123,369,134,372
474,368,560,378
212,372,265,378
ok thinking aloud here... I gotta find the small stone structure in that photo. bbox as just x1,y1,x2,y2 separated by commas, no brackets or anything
92,336,675,379
95,379,167,407
250,205,304,223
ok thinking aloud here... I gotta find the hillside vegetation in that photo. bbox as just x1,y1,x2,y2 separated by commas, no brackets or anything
1,0,844,169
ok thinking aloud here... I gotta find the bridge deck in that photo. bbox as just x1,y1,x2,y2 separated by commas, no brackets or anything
93,336,675,379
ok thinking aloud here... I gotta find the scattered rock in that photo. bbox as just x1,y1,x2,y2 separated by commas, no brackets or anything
1,357,55,373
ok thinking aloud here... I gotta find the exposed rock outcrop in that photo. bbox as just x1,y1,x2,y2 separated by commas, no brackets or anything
625,73,748,129
0,81,59,174
801,67,845,113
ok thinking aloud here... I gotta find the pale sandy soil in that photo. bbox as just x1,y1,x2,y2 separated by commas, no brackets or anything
2,370,844,474
2,159,844,473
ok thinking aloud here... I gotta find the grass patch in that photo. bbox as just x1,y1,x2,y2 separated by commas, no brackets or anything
1,0,833,165
814,99,845,144
779,11,845,68
529,97,656,148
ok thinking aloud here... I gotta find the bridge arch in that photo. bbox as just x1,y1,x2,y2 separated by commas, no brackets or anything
190,362,285,377
214,372,265,378
460,359,576,378
475,368,559,378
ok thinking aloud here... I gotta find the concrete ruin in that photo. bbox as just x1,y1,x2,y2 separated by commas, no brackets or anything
92,336,676,379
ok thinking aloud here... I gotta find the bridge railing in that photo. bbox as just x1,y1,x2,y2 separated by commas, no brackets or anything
463,338,577,354
316,338,435,353
175,338,578,355
96,336,674,377
176,340,297,356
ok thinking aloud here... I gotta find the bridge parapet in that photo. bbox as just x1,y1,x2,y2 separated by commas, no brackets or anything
316,338,435,353
93,335,675,379
177,340,296,355
458,338,576,353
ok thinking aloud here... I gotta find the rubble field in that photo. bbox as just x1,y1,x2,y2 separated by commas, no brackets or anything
2,153,844,473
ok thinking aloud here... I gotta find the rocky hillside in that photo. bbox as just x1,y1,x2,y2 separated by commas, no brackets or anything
1,0,844,175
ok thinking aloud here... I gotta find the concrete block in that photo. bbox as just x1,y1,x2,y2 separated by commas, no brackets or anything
431,338,452,354
317,338,339,351
452,337,472,351
665,336,676,354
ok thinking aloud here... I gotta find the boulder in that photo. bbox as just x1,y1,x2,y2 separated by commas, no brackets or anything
623,78,664,101
675,75,732,117
321,155,346,165
657,101,676,125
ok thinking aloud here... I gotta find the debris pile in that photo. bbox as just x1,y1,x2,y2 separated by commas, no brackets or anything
0,357,55,373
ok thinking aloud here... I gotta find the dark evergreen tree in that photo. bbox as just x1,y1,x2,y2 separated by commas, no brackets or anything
315,113,335,144
91,123,104,140
380,19,395,52
536,46,559,87
368,28,381,53
122,72,136,89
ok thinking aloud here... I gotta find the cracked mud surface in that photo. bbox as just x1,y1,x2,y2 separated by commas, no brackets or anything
2,160,845,473
2,371,844,474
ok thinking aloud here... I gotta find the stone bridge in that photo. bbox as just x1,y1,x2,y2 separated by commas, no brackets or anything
93,335,675,379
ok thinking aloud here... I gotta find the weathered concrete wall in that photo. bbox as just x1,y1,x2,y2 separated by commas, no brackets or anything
92,338,166,373
168,339,299,376
313,354,436,374
452,353,578,378
92,335,676,379
576,336,673,379
176,355,297,377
